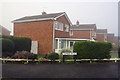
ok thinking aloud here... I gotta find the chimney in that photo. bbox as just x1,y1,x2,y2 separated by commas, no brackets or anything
76,20,79,25
42,11,47,15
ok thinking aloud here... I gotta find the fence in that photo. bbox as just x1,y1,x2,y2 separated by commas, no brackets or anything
0,58,120,63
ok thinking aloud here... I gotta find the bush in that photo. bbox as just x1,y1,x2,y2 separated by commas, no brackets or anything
73,41,112,59
2,35,31,52
61,49,73,59
2,38,14,52
47,52,59,61
12,51,37,59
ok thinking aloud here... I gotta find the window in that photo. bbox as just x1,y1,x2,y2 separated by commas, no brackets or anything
70,30,73,36
61,40,66,49
65,24,69,32
55,21,63,31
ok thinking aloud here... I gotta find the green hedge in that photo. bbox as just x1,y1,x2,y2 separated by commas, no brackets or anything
2,38,14,52
2,35,31,52
73,41,112,59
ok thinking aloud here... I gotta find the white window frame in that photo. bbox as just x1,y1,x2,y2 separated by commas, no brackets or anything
65,24,69,32
70,30,73,36
55,21,63,31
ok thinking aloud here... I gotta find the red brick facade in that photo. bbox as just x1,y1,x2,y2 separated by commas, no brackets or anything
70,30,91,39
55,15,70,38
14,20,54,55
96,34,107,42
14,14,71,55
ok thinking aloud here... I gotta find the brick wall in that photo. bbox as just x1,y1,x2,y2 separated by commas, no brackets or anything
55,15,70,38
96,34,106,42
70,30,91,39
14,20,53,55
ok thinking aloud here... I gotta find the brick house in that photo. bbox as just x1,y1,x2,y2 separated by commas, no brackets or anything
107,33,115,44
13,12,90,55
96,29,107,42
0,25,11,35
70,21,97,41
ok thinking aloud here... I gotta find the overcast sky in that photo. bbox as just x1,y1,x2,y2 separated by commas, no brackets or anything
0,0,119,36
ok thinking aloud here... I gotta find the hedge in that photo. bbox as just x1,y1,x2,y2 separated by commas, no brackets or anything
2,35,31,52
2,38,14,52
73,41,112,59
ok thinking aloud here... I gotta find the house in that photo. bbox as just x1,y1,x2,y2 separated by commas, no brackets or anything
107,33,115,44
70,21,97,41
13,12,77,55
96,29,107,42
13,12,99,55
114,36,119,46
0,25,11,35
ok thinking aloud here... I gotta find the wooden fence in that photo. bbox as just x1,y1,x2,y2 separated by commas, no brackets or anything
0,58,120,63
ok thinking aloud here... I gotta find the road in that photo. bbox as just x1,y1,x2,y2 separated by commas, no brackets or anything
1,63,120,79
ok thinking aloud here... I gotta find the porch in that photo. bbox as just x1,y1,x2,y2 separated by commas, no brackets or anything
54,38,91,54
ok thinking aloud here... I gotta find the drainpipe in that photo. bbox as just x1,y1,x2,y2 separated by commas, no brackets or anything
52,21,55,52
90,29,92,41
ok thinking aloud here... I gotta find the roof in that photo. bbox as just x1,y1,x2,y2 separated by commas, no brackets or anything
96,29,107,34
70,24,96,30
0,25,11,35
107,33,114,37
0,25,10,32
12,12,72,25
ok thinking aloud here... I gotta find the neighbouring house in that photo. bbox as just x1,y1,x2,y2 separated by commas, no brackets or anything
70,21,97,41
107,33,119,47
0,25,11,35
114,36,119,47
107,33,115,44
96,29,107,42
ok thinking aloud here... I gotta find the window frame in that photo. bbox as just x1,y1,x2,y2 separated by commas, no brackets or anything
65,24,69,32
55,21,63,31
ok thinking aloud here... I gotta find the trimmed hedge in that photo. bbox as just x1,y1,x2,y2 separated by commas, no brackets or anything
2,35,31,52
2,38,14,52
73,41,112,59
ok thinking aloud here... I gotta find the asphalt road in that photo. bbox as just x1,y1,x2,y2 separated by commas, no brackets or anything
1,63,120,79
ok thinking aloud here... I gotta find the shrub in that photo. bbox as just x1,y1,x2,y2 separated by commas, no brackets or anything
2,35,31,52
2,38,14,53
12,51,37,59
73,41,112,59
47,52,59,61
61,49,73,59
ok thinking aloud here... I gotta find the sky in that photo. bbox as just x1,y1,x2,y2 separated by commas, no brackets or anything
0,0,119,36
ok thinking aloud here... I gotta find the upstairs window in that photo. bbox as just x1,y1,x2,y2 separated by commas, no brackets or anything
55,21,63,31
70,30,73,36
65,24,69,32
